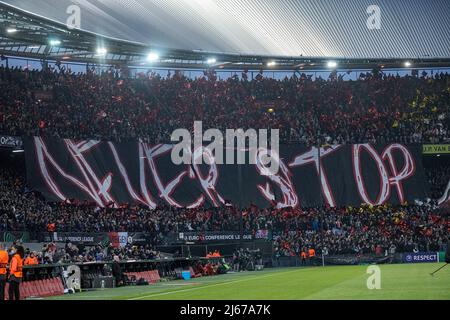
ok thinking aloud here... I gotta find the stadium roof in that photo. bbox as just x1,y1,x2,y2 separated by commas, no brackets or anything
1,0,450,70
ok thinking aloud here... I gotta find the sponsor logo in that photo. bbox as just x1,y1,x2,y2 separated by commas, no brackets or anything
403,252,438,263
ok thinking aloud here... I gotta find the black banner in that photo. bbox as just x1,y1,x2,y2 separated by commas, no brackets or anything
178,231,254,242
24,137,428,208
0,135,22,148
0,231,30,242
42,232,111,246
40,231,154,246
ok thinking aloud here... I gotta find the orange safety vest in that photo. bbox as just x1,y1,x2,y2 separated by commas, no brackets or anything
0,250,8,275
24,256,39,266
308,249,315,257
10,254,23,278
301,251,307,259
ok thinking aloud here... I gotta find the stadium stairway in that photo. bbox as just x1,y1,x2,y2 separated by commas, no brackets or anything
4,277,65,300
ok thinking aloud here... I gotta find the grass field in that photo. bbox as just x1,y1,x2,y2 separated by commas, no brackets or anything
44,263,450,300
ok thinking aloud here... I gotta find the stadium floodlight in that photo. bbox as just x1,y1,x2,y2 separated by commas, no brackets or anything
207,58,217,65
267,61,277,67
96,48,108,56
49,39,61,46
6,28,18,33
147,52,159,62
327,61,338,69
404,61,412,67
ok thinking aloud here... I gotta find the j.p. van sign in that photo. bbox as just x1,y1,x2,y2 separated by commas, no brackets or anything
423,144,450,155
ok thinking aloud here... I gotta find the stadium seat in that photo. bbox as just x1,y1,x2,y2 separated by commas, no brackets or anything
189,266,202,278
38,280,46,296
48,278,58,294
4,282,9,300
144,271,152,283
2,277,66,300
56,278,64,293
37,280,46,296
22,281,31,298
152,270,160,282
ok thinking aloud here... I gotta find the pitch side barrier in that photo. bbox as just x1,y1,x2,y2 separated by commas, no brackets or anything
272,252,444,267
3,256,227,299
16,251,445,298
22,256,229,282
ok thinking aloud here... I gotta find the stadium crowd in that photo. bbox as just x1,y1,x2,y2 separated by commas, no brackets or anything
1,64,449,265
270,202,448,257
426,165,450,200
0,168,240,237
6,240,160,266
0,65,449,145
1,166,448,261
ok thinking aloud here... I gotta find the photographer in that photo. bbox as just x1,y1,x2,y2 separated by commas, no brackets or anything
111,255,125,287
217,259,231,275
255,249,263,266
232,249,240,272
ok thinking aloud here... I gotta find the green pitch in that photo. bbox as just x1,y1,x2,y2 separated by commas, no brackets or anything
44,263,450,300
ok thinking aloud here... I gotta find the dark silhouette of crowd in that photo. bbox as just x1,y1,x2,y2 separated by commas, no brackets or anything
426,165,450,200
0,65,449,145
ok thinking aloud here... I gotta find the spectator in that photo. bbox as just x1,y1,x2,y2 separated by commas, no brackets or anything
0,65,449,145
24,252,39,265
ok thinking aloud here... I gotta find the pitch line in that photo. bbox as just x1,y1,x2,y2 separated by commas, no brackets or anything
128,268,304,300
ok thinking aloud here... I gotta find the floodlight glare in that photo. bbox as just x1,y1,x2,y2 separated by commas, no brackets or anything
327,61,338,68
96,48,108,56
404,61,412,67
267,61,277,67
147,52,159,62
49,39,61,46
207,58,217,64
6,28,18,33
